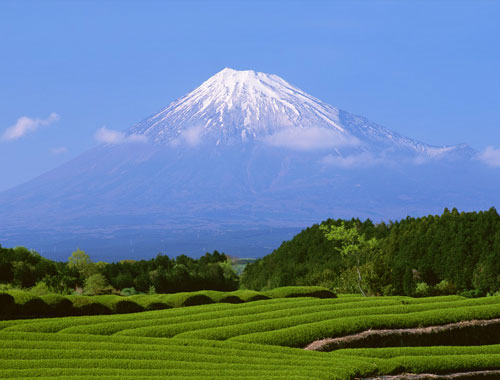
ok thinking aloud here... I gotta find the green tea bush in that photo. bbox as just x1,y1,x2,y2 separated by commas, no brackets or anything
60,299,329,336
71,296,112,316
93,295,144,314
179,297,500,342
264,286,336,299
232,302,500,347
230,289,270,301
0,293,15,317
219,295,244,303
8,290,49,317
0,286,342,320
127,295,171,311
182,294,215,307
40,294,73,316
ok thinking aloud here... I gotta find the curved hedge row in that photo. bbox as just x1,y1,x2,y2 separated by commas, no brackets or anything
0,286,336,320
231,301,500,347
2,296,391,334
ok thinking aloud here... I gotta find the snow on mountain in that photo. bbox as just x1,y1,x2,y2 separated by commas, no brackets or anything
0,68,485,260
127,68,474,157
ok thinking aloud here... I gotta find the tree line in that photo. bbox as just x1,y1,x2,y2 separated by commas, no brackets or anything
241,207,500,297
0,247,238,295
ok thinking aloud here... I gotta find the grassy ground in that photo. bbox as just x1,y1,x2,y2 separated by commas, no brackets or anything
1,292,500,379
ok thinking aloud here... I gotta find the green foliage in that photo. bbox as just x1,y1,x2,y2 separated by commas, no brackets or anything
84,274,113,296
2,295,500,379
39,294,73,316
0,246,240,295
0,286,334,320
320,222,378,296
241,218,385,292
0,293,16,317
68,248,97,280
242,208,500,297
263,286,336,299
29,281,52,296
120,287,140,296
435,279,456,295
415,282,432,297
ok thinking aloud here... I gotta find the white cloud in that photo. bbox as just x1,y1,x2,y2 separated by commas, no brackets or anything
95,127,147,144
1,113,59,142
479,146,500,167
182,125,203,147
50,147,68,155
320,152,382,168
169,125,204,147
261,127,360,151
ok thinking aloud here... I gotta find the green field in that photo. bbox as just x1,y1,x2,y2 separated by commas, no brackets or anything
2,292,500,379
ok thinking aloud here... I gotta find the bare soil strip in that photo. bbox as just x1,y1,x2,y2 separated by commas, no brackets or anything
360,369,500,379
304,318,500,351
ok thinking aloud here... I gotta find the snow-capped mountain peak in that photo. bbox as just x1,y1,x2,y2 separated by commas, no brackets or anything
126,68,474,157
127,67,347,144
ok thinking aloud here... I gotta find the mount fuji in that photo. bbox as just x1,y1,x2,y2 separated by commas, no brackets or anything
0,68,495,261
127,68,474,157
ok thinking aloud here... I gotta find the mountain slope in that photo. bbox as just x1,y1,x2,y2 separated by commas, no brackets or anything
0,68,492,260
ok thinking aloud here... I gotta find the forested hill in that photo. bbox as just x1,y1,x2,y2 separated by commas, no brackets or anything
241,208,500,297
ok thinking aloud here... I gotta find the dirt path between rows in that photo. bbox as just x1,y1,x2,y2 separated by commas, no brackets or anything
304,318,500,351
360,369,500,379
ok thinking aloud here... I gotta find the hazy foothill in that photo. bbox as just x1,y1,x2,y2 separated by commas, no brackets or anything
1,1,500,379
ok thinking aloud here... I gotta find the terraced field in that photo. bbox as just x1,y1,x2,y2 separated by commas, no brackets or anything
2,293,500,379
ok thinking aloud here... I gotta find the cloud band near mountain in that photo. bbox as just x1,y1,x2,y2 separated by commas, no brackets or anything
1,113,59,142
261,127,360,151
95,127,147,144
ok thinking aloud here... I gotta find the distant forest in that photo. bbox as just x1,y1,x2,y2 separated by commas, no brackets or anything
242,208,500,297
0,247,238,295
2,208,500,297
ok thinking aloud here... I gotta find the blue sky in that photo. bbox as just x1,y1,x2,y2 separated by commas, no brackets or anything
0,0,499,191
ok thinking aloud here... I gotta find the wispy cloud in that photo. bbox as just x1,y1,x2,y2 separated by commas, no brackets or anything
1,113,59,142
320,152,383,168
169,125,204,147
182,125,204,146
479,146,500,167
261,127,360,151
95,127,147,144
50,147,68,155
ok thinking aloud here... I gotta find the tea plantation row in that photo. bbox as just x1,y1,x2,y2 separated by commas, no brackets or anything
2,292,500,379
0,286,335,319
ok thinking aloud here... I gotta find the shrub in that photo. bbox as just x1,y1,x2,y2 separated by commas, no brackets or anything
8,290,49,317
435,280,456,296
29,281,52,296
415,282,431,297
127,295,171,311
0,293,15,317
71,296,112,316
247,294,271,301
84,274,114,296
219,295,244,304
121,287,140,296
265,286,336,299
40,294,73,316
182,294,215,307
461,289,484,298
92,295,144,314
